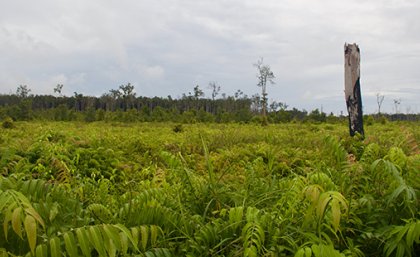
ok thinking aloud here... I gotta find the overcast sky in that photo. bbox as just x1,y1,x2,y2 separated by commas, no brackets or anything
1,0,419,114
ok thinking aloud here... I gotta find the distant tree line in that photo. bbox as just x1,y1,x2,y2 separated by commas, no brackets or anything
0,84,418,123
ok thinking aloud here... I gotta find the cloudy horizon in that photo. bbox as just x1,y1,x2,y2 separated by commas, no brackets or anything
1,0,419,114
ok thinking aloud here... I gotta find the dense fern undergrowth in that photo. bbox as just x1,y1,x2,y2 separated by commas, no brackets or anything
0,121,419,257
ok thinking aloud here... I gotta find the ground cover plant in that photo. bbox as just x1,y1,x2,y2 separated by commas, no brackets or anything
0,121,419,256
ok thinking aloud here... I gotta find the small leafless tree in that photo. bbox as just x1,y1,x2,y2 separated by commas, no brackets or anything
193,85,204,99
254,57,275,124
234,89,244,99
393,98,401,114
208,81,220,100
376,93,385,114
119,83,136,110
54,84,64,96
16,85,31,98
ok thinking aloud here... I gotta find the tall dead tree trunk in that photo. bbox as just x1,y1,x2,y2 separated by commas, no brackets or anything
344,43,364,137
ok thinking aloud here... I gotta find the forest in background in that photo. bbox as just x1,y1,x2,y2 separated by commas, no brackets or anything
0,84,419,123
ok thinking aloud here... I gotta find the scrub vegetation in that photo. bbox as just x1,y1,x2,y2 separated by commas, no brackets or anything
0,121,419,256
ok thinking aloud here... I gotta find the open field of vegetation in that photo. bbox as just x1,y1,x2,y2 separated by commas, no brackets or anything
0,121,419,256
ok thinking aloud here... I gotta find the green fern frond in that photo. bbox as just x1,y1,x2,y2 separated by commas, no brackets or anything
228,206,244,232
241,207,265,257
383,219,420,257
0,189,45,254
371,159,417,215
87,204,114,224
294,242,345,257
307,172,336,192
242,221,265,257
159,151,182,171
360,143,382,163
294,246,312,257
323,136,347,168
120,198,182,233
303,188,348,233
310,244,343,257
0,175,19,191
144,248,172,257
17,179,52,202
192,221,223,251
385,147,408,171
31,224,162,257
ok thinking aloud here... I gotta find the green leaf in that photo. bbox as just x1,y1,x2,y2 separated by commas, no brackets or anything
119,231,129,255
305,185,321,203
245,207,259,223
414,222,420,244
395,243,405,257
311,244,320,256
114,224,140,253
88,226,106,257
64,232,78,257
242,222,265,256
0,248,9,257
388,185,406,204
311,244,342,257
228,206,244,231
244,245,258,257
131,227,139,248
406,223,416,245
385,241,398,257
24,215,37,255
103,225,121,254
296,247,314,257
294,248,305,257
150,225,159,247
3,210,12,240
49,237,61,257
103,225,119,245
12,207,23,239
104,239,116,257
316,193,331,221
0,193,12,212
331,198,340,232
24,207,45,228
49,203,59,222
35,244,48,257
156,248,172,257
140,226,149,251
76,227,91,257
304,247,312,257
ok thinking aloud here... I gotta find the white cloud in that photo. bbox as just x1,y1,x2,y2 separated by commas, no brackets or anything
0,0,419,113
143,66,165,79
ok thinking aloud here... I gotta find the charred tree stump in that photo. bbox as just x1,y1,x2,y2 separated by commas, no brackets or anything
344,43,364,137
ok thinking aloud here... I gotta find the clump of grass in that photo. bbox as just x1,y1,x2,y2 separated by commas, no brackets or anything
2,117,15,129
173,124,183,133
